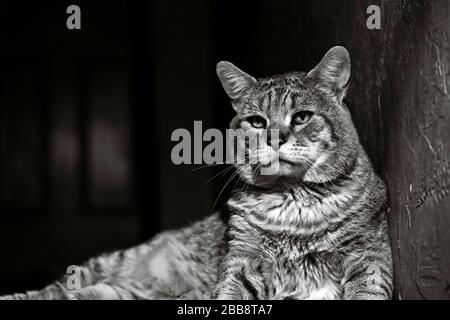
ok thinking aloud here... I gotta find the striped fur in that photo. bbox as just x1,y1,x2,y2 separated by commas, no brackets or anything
1,46,393,300
1,214,228,300
214,46,393,300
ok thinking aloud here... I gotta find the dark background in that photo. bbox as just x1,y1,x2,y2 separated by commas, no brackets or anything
0,0,449,299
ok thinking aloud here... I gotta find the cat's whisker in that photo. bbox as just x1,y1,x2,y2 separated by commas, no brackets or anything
230,169,245,194
190,151,249,172
209,165,245,214
240,163,262,194
320,162,353,179
198,152,250,186
310,161,342,188
191,163,227,172
301,158,332,190
202,165,236,186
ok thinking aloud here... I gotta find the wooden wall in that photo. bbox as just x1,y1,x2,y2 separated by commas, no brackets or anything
256,0,450,299
212,0,450,299
344,0,450,300
319,0,450,300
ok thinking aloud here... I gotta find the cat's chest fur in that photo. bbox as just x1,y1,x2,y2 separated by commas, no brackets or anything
257,234,344,300
227,186,350,299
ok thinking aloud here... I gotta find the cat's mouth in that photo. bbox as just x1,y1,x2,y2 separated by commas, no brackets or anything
250,160,308,186
279,158,299,166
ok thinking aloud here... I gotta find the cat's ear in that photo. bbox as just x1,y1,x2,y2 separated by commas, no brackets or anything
306,46,351,99
216,61,256,100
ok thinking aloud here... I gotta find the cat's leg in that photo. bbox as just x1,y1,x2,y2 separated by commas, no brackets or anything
134,215,227,300
64,275,208,300
0,247,146,300
342,252,393,300
65,284,125,300
0,239,206,300
214,255,268,300
64,279,166,300
0,283,72,300
0,213,227,300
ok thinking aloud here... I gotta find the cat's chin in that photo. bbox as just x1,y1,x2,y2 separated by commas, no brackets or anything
251,174,280,187
278,160,305,175
243,162,307,187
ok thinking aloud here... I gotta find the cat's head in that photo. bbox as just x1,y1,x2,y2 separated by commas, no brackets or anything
217,46,361,187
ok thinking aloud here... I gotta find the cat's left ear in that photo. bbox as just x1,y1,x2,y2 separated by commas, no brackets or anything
216,61,256,100
306,46,351,100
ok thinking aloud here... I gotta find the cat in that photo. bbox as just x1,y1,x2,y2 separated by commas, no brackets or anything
0,46,393,300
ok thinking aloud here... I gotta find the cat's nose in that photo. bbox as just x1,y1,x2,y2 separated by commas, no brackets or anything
267,129,288,149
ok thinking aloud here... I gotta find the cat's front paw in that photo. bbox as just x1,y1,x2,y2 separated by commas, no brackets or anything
214,285,257,300
213,286,243,300
215,292,241,300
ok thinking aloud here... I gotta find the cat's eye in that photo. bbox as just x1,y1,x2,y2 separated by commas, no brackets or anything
247,116,267,129
292,111,313,126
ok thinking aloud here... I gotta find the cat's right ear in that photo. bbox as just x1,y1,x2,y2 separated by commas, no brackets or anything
306,46,351,101
216,61,256,100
